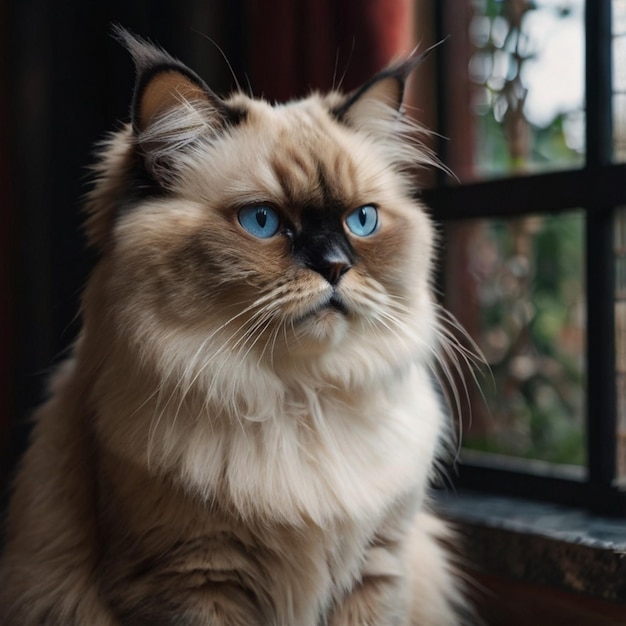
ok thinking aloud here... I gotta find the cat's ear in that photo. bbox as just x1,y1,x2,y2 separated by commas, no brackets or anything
334,63,410,124
334,41,444,128
114,27,242,184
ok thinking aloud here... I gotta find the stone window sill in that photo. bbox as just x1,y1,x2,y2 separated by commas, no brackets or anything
435,490,626,604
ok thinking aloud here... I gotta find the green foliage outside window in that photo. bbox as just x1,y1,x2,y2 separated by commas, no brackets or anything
458,0,586,465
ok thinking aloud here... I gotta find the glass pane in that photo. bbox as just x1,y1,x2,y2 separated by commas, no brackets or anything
444,211,586,465
615,93,626,161
615,208,626,478
466,0,585,179
616,0,626,34
613,0,626,161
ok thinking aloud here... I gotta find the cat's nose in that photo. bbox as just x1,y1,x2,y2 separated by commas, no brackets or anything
306,251,352,286
295,227,354,285
317,260,352,285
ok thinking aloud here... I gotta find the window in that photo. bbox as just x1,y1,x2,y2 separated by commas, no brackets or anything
424,0,626,514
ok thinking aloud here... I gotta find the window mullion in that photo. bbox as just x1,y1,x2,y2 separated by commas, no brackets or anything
585,0,618,510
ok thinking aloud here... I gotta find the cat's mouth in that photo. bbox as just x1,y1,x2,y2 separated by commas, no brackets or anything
327,295,349,315
297,293,349,323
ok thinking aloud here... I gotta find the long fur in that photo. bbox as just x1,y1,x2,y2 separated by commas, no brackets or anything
0,33,469,625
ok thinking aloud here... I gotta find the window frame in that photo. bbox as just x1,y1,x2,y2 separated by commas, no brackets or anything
425,0,626,515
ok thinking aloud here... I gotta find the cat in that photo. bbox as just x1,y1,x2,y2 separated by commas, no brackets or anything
0,29,469,625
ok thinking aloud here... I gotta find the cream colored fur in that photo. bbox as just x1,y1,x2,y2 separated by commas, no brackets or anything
0,34,469,625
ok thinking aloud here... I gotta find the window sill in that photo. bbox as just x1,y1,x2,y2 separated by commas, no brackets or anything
434,489,626,605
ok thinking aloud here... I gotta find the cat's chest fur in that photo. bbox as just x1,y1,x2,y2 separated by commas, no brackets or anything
92,341,442,520
94,365,440,625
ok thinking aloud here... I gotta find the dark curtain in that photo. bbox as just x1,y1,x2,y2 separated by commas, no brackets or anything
246,0,414,100
2,0,247,506
1,0,416,503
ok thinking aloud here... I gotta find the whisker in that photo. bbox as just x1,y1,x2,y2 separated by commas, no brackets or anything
192,29,243,93
145,290,291,453
345,282,488,465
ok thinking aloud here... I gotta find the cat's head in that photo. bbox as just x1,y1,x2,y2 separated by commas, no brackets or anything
84,30,440,401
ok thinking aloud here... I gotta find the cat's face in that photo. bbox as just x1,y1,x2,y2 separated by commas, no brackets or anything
85,32,438,391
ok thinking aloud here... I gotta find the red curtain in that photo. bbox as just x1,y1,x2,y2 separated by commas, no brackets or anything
246,0,415,101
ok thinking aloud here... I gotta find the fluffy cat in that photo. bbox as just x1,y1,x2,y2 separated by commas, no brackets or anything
0,30,469,625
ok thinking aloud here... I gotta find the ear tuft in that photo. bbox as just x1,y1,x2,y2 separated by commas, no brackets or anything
334,39,447,127
113,26,214,134
112,27,245,186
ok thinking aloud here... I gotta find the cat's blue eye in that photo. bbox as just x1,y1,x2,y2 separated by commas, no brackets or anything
345,205,379,237
238,205,280,239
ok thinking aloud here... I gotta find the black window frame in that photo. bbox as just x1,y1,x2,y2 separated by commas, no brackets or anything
424,0,626,515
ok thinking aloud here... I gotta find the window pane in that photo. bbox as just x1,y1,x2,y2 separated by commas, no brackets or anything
613,0,626,161
444,211,586,465
465,0,585,180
